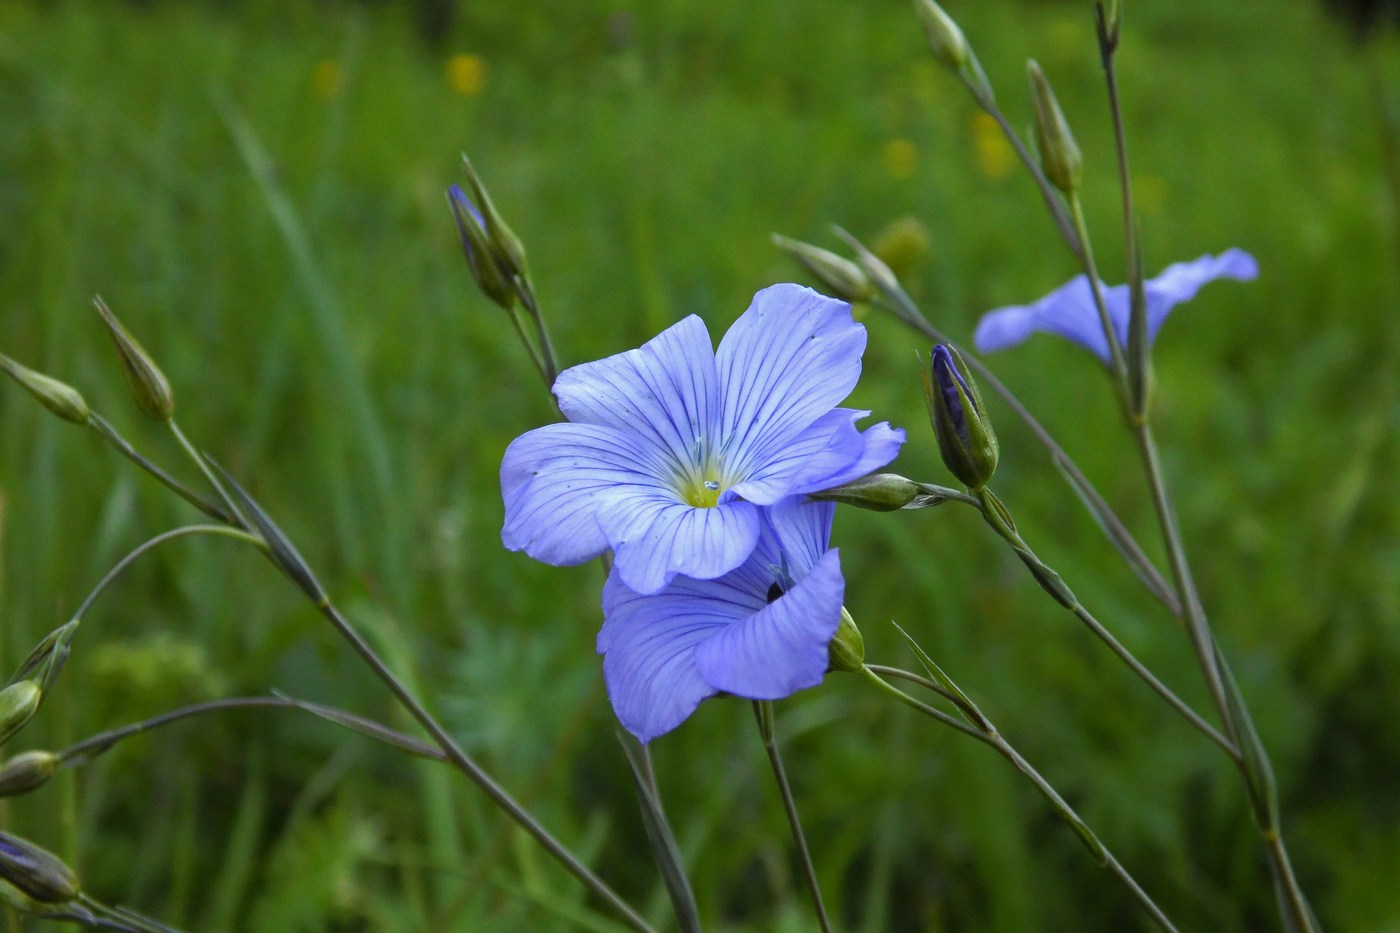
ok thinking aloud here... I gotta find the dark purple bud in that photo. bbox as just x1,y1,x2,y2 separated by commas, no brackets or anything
926,344,998,489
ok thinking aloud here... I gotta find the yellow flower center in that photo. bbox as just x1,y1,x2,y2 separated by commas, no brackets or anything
682,478,723,508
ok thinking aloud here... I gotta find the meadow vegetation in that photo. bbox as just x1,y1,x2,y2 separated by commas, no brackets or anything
1,0,1397,929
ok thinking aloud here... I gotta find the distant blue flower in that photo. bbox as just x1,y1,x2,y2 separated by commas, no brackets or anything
973,249,1259,363
502,284,904,595
598,498,843,743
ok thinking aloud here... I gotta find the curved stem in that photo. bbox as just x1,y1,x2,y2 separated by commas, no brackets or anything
973,490,1236,758
753,701,830,933
863,666,1177,932
56,696,441,766
71,525,263,624
311,597,655,933
858,666,982,741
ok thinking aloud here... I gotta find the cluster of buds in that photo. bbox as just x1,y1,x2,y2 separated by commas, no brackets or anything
3,297,176,430
448,155,533,311
1,623,77,749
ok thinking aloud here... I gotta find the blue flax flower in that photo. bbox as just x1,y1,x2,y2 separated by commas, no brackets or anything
973,249,1259,363
501,284,904,595
598,497,843,742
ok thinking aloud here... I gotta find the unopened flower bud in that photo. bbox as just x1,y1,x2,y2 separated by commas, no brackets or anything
93,297,174,421
771,235,874,304
0,682,42,748
926,345,998,489
0,752,59,797
809,473,921,511
914,0,969,71
827,607,865,674
0,832,80,904
1027,61,1082,196
0,355,90,425
447,184,517,310
459,154,530,284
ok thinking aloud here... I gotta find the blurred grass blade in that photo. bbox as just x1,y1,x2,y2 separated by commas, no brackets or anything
213,92,405,608
616,730,700,933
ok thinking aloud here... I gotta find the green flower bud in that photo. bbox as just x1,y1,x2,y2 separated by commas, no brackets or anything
809,473,922,511
1027,60,1082,196
913,0,969,71
0,752,59,797
460,154,530,284
447,184,517,310
926,345,998,489
0,682,41,748
0,355,90,425
93,296,175,421
0,832,80,904
771,235,874,304
827,608,865,674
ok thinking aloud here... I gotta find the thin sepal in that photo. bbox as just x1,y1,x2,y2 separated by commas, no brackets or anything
890,622,989,731
271,691,443,761
202,457,328,605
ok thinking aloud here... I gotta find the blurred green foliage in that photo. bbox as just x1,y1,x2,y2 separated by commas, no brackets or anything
1,0,1397,929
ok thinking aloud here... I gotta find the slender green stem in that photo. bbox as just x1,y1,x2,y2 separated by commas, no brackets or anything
518,288,560,388
166,420,248,528
1133,423,1317,931
1097,6,1139,297
956,76,1084,262
85,414,232,524
1067,194,1130,388
858,666,982,741
56,696,441,766
865,664,965,709
863,666,1177,932
984,733,1177,933
972,489,1235,756
1065,597,1235,758
1132,426,1230,730
311,597,655,933
752,701,831,933
71,525,263,624
504,302,551,388
871,284,1181,617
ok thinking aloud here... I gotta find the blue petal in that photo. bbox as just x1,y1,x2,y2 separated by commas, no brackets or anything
715,284,867,483
693,547,844,699
600,495,762,595
763,497,836,577
1143,248,1259,341
598,571,741,743
973,250,1259,364
501,422,666,566
974,273,1113,361
596,498,839,742
552,315,719,482
786,410,906,497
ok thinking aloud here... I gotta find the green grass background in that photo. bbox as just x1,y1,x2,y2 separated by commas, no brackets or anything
1,0,1397,929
